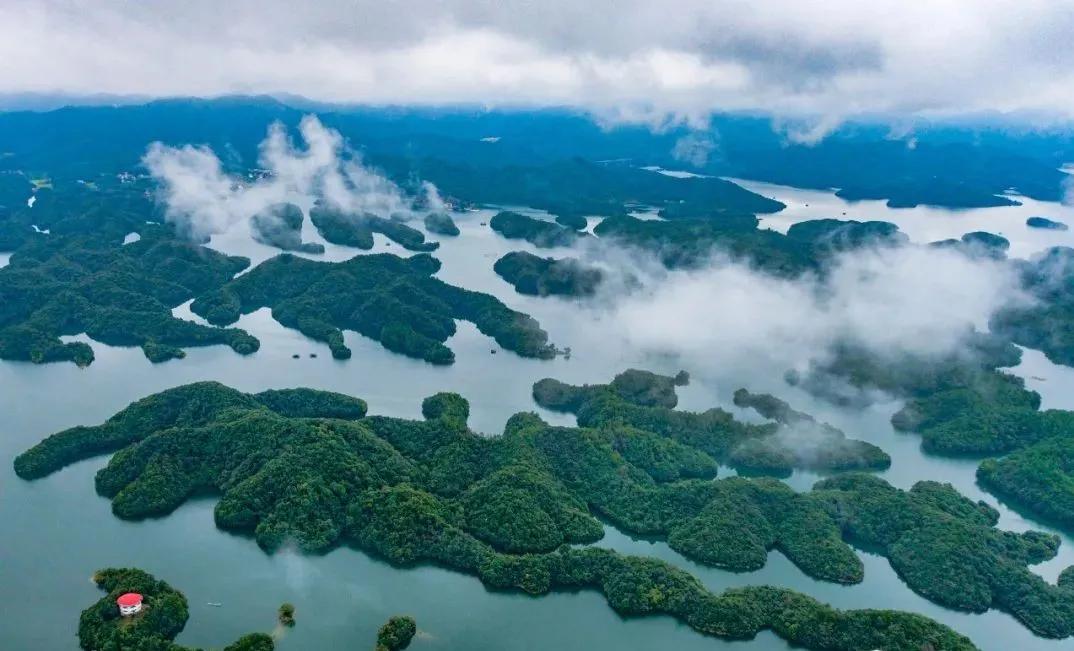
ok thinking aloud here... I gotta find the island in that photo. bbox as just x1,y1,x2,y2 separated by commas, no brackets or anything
79,567,274,651
310,202,438,251
376,615,416,651
591,215,906,274
533,369,890,476
423,212,460,236
1027,216,1068,230
17,380,1070,641
794,337,1074,534
493,251,604,297
554,211,588,230
489,211,583,248
0,224,258,365
251,203,325,253
190,252,555,363
992,246,1074,366
731,388,892,474
929,231,1010,259
278,602,296,627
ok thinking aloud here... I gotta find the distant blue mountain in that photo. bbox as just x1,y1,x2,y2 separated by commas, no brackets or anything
0,95,1070,209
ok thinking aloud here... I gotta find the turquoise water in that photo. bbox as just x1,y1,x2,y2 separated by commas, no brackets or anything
3,190,1074,650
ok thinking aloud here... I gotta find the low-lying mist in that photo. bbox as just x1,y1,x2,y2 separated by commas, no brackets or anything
583,242,1029,381
143,115,426,242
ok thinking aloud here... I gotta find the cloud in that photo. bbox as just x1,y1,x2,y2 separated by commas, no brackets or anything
4,1,1074,126
143,115,424,240
671,131,719,167
594,243,1027,375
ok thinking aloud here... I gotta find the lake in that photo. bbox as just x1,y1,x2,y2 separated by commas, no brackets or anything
3,184,1073,650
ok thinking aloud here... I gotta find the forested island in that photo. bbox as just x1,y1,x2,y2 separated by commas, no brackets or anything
489,211,583,248
930,231,1010,259
189,252,554,363
375,616,416,651
1027,216,1068,230
79,567,273,651
310,202,438,251
423,212,459,236
251,202,324,253
17,379,1072,641
992,246,1074,366
591,215,906,273
533,369,890,476
493,251,604,297
793,337,1074,534
553,211,588,230
0,173,163,250
0,224,258,365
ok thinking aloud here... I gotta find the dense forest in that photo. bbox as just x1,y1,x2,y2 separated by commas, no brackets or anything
493,250,604,297
189,251,555,363
0,221,258,365
17,379,1073,641
1,99,1066,210
1027,216,1068,231
79,567,274,651
375,616,416,651
591,215,907,273
978,435,1074,531
251,202,325,253
423,212,459,236
794,338,1074,532
533,369,891,476
310,201,439,251
489,211,584,248
992,246,1074,366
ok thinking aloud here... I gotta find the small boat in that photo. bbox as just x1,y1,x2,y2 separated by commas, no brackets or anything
207,602,223,607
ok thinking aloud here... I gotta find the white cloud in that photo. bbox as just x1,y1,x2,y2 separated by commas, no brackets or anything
596,244,1027,373
143,115,422,240
2,1,1074,125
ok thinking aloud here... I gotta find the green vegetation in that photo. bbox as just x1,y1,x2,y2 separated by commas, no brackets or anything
413,157,784,220
1027,216,1068,230
1,173,162,251
992,247,1074,366
278,602,296,627
978,435,1074,531
795,340,1074,532
592,216,904,274
791,337,1042,455
0,225,258,365
553,211,588,230
78,567,274,651
817,474,1074,638
251,203,324,253
493,251,604,297
310,202,437,251
784,219,908,252
930,231,1010,259
423,212,459,236
732,389,891,474
375,616,416,651
27,379,1073,641
533,370,889,475
489,211,583,248
20,382,988,648
190,252,554,364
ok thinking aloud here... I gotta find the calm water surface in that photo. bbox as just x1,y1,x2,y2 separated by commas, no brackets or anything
3,190,1074,650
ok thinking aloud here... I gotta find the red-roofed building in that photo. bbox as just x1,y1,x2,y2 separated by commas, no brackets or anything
116,592,143,616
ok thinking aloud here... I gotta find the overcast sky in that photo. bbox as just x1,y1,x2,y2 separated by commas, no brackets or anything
3,1,1074,125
